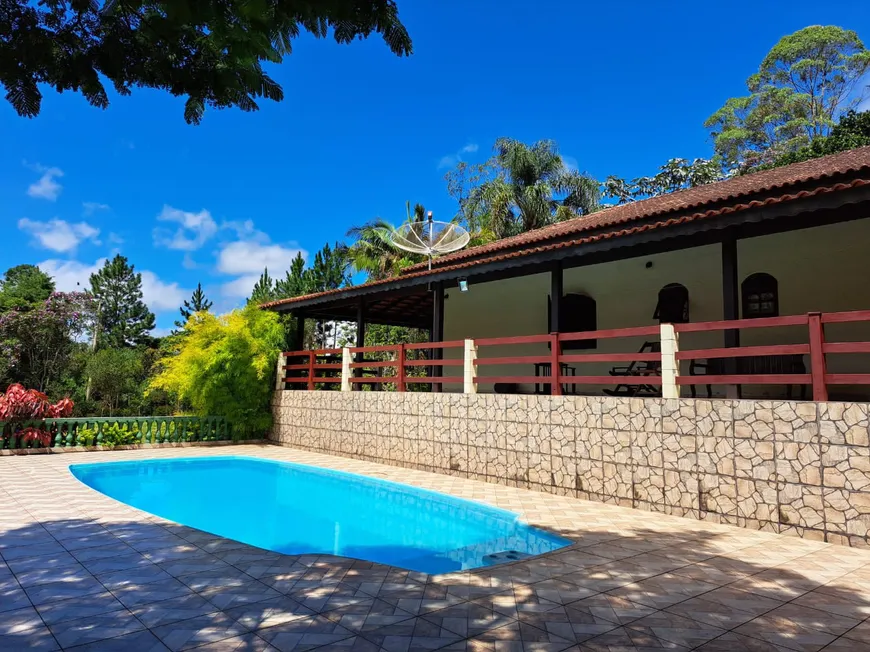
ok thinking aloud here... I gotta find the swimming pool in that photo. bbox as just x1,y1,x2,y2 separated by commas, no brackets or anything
69,456,569,573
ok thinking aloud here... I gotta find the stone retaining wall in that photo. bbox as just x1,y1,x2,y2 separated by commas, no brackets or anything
270,392,870,547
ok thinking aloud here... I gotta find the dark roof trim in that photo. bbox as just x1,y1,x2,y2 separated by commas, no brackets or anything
264,179,870,313
402,145,870,272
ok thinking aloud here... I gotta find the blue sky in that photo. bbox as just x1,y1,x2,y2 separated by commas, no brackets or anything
3,0,869,334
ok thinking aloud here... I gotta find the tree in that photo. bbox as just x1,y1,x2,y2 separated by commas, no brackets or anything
307,242,350,348
604,158,725,204
249,268,276,306
748,109,870,173
86,348,144,415
274,253,311,299
0,292,96,391
149,305,285,439
308,242,351,294
449,138,600,239
173,282,213,333
0,265,55,311
89,255,156,348
1,0,412,124
706,26,870,169
346,202,427,280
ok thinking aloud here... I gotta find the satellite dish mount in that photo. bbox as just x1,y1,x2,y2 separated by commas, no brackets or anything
389,211,471,271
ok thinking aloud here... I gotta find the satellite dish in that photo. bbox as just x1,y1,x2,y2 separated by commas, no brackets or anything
389,211,471,270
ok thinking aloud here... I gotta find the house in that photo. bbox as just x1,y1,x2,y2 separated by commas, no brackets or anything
264,146,870,400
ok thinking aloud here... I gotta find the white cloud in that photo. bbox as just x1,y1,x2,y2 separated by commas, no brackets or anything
437,142,479,169
37,258,187,314
153,205,218,251
82,202,110,216
140,270,188,312
217,240,307,298
37,259,105,292
220,274,263,299
150,326,173,338
18,218,101,252
217,241,305,275
26,165,64,201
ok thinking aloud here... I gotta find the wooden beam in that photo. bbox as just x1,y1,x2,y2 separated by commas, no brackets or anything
290,313,305,351
431,282,445,393
721,234,740,398
354,300,366,384
550,261,563,333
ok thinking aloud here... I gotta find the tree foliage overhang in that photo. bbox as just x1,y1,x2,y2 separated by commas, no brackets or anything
1,0,412,124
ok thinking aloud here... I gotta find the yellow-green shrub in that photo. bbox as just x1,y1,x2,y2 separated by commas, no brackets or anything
148,306,283,439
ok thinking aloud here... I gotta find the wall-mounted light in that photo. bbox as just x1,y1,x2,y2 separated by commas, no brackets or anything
458,278,469,292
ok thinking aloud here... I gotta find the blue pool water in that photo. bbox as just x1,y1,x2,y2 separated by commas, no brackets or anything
69,456,569,573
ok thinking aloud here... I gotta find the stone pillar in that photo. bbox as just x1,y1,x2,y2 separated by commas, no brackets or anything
660,323,680,399
463,339,477,394
274,352,286,391
341,347,352,392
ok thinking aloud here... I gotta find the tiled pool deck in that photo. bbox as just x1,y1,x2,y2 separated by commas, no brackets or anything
1,445,870,651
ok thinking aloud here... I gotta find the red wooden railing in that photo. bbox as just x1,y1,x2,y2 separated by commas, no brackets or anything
283,342,464,391
475,326,662,394
283,349,343,390
281,310,870,399
673,310,870,401
820,310,870,393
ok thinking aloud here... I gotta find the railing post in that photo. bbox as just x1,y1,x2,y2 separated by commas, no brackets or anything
307,351,315,391
660,323,679,399
341,347,352,392
464,339,478,394
808,312,828,402
550,332,562,396
275,352,286,391
397,344,406,392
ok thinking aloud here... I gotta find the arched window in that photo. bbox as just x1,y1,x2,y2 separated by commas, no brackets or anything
742,273,779,318
550,293,597,349
654,283,689,323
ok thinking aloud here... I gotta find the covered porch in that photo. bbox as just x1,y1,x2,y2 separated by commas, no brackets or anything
266,148,870,401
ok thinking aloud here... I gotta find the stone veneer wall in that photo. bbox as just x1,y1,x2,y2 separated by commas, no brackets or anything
270,392,870,547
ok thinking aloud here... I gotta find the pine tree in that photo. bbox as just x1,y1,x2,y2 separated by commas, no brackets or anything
89,255,156,348
307,243,350,294
248,268,276,305
307,243,350,347
274,253,310,299
173,283,213,334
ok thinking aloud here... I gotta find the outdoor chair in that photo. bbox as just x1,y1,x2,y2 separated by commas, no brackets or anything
603,341,661,397
688,355,807,399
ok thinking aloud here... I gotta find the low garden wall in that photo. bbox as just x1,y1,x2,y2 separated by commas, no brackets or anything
0,416,232,451
271,391,870,548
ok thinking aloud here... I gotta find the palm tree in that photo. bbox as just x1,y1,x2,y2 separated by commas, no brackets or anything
345,202,426,281
468,138,599,239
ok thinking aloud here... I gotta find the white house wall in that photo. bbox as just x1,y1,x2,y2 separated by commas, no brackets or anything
442,218,870,398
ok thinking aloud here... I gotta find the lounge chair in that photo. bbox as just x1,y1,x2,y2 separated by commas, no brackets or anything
603,341,661,397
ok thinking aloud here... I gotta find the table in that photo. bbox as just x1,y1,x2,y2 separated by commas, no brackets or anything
534,362,577,395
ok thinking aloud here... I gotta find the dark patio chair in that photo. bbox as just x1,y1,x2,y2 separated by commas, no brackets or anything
689,355,807,399
603,341,661,397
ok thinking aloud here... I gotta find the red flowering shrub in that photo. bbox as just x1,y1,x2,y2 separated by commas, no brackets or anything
0,384,74,447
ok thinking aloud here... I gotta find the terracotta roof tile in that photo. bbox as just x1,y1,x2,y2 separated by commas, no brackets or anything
261,147,870,310
402,145,870,272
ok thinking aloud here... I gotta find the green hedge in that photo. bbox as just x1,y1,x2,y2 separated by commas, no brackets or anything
0,416,233,450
